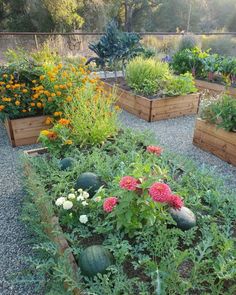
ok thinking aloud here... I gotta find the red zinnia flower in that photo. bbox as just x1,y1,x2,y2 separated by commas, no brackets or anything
149,182,172,202
103,197,118,213
146,145,163,156
119,176,139,191
168,194,184,210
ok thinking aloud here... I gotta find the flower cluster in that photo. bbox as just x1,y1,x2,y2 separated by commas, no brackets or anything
149,182,183,209
103,197,118,212
146,145,163,156
55,188,90,224
119,176,139,191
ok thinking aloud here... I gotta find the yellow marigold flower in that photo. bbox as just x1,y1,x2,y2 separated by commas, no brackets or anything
30,102,35,107
115,106,121,111
50,78,55,82
14,84,20,88
67,82,72,87
22,109,27,113
57,63,63,69
0,105,5,111
14,94,18,97
10,75,14,80
2,74,8,78
54,111,62,117
32,80,37,84
6,85,11,89
54,85,59,90
33,94,39,99
51,93,56,97
65,139,73,145
56,91,61,96
40,130,50,136
15,101,20,106
59,84,65,89
0,81,5,85
37,102,42,108
45,117,53,125
66,96,72,102
40,75,45,81
44,90,50,96
58,118,70,125
38,90,44,94
2,97,11,102
22,89,28,93
9,81,13,85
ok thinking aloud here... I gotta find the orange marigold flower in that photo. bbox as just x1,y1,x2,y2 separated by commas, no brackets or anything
51,93,56,97
45,117,53,125
56,91,61,96
66,96,72,102
40,75,45,81
64,139,73,145
33,94,39,99
58,118,70,125
47,131,58,140
0,105,5,111
30,102,35,107
2,74,8,78
22,109,27,113
37,102,42,108
54,111,62,117
15,101,20,106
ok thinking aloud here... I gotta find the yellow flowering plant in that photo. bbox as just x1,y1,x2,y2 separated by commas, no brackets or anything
39,78,120,155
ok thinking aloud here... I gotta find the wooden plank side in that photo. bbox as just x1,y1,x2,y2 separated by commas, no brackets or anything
11,116,48,130
151,93,199,109
193,119,236,166
195,79,236,97
14,136,40,146
151,106,197,121
195,119,236,146
118,103,150,121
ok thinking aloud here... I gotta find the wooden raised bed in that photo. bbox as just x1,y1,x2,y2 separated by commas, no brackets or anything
103,82,200,122
4,115,51,147
195,79,236,97
193,118,236,166
24,149,81,295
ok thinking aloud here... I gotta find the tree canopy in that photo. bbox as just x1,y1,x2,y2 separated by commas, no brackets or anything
0,0,235,32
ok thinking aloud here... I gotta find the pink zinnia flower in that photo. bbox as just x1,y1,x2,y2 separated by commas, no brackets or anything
103,197,118,213
168,194,184,210
149,182,172,202
146,146,163,156
119,176,139,191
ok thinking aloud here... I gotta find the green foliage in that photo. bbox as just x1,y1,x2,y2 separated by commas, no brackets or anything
87,21,144,68
164,73,197,96
178,35,198,51
125,57,196,96
21,128,236,294
200,94,236,131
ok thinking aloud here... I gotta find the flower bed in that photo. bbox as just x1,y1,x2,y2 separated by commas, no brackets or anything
193,119,236,165
21,130,236,294
104,80,200,122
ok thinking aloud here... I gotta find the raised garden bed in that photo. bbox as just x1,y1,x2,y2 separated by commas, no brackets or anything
103,79,200,122
4,115,51,147
193,118,236,166
195,79,236,97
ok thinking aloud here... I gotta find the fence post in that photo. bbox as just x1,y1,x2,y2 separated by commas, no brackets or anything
34,34,39,49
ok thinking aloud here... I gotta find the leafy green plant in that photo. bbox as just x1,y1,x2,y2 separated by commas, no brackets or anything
125,57,171,96
164,73,197,96
200,94,236,131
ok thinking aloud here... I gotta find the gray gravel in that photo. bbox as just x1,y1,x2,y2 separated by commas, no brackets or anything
120,111,236,190
0,122,36,295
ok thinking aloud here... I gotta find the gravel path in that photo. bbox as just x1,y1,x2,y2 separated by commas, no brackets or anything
120,111,236,191
0,122,35,295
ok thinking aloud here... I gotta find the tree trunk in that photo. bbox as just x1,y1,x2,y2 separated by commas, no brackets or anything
124,0,133,31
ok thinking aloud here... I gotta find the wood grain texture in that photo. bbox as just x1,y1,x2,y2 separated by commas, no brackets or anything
103,82,200,122
195,79,236,97
193,118,236,166
4,115,51,147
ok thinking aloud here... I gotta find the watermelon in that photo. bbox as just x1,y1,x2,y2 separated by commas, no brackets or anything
59,157,75,171
79,245,113,277
75,172,103,197
169,206,196,230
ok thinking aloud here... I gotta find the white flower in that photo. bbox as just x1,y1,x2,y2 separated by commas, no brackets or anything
94,196,101,202
77,194,85,201
82,191,90,199
79,215,88,224
55,197,66,206
77,188,83,193
82,201,88,206
63,200,73,210
68,193,76,200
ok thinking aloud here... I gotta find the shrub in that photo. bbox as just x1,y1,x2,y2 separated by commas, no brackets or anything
125,57,171,96
125,57,196,96
164,73,197,96
39,78,120,154
200,94,236,131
